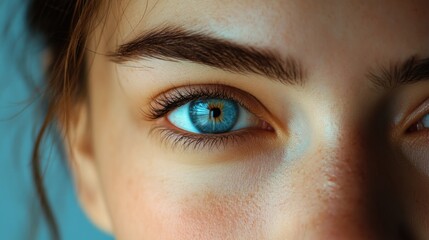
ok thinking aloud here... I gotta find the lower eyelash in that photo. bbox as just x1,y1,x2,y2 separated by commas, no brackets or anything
149,126,255,151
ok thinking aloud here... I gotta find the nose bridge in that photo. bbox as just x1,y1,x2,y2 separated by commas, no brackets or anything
318,119,370,200
305,108,405,239
304,88,371,203
311,81,377,202
277,101,399,239
312,121,373,218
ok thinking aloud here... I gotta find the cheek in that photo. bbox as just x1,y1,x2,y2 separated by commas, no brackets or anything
99,152,271,240
86,56,271,239
92,117,275,240
86,27,275,239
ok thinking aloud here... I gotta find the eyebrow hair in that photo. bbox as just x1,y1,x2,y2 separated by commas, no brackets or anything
109,26,303,85
368,56,429,89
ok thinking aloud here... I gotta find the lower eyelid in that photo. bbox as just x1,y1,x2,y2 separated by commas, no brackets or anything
149,125,256,151
148,114,277,151
399,131,429,175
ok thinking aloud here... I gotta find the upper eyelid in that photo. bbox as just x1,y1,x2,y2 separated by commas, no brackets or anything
400,98,429,133
144,84,269,121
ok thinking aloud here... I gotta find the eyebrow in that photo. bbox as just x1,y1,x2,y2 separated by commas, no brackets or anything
368,56,429,89
109,26,303,85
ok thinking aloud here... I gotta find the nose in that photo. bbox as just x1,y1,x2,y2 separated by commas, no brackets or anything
268,120,412,239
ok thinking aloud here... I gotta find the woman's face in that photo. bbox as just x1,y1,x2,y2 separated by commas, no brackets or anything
69,0,429,239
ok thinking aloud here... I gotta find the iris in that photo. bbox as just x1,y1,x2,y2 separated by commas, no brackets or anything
423,114,429,128
189,98,239,134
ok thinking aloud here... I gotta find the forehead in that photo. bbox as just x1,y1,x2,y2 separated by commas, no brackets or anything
113,1,429,43
99,0,429,74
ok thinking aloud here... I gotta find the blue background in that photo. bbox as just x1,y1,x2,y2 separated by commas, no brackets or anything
0,1,113,239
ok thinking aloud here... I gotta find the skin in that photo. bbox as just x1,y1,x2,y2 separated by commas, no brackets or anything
66,0,429,239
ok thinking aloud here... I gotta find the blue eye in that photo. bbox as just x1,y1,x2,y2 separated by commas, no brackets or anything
189,99,239,133
423,114,429,128
167,98,261,134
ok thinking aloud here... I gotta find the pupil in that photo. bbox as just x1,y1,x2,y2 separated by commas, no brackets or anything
210,107,222,119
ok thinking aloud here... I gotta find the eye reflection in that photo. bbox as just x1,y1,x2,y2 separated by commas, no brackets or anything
167,98,261,134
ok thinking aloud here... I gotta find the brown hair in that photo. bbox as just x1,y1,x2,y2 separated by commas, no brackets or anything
28,0,103,239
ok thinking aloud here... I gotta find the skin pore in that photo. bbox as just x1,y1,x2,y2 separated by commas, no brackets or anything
66,0,429,239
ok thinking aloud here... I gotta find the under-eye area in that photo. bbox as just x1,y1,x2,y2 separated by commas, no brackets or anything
399,97,429,157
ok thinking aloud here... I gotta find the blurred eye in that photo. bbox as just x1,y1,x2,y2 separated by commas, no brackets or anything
167,98,262,134
407,113,429,133
422,114,429,128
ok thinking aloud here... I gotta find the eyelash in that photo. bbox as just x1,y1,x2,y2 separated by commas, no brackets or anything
146,85,250,119
406,113,429,134
149,126,257,150
401,98,429,134
144,85,269,150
